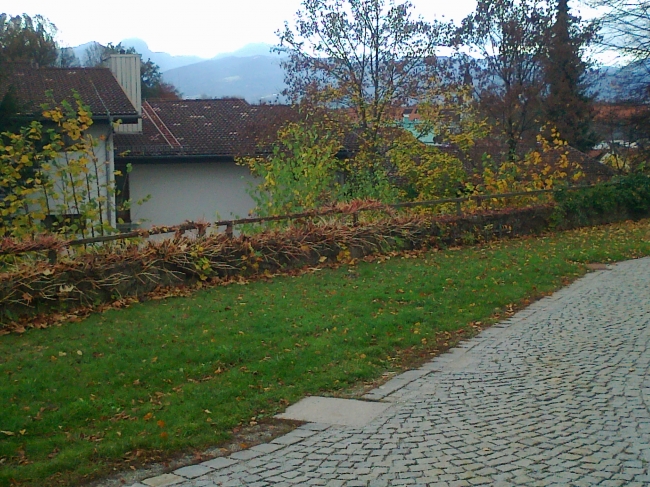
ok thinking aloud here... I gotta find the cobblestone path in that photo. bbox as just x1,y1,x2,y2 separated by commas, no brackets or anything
137,258,650,487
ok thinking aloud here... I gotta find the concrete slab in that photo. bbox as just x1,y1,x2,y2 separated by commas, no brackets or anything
173,464,213,479
275,396,391,427
229,449,263,460
250,442,285,453
297,422,331,431
199,457,238,470
142,473,184,487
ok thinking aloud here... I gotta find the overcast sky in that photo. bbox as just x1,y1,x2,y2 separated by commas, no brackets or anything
9,0,478,58
8,0,603,60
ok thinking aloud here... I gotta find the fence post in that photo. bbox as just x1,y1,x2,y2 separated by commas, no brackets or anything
225,223,234,239
352,212,359,225
47,249,58,265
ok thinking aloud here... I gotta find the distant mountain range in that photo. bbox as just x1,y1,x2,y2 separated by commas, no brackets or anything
72,38,207,71
162,54,286,102
68,38,645,103
69,39,283,102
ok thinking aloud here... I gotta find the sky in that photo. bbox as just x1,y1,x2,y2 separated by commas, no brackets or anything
9,0,479,58
6,0,605,60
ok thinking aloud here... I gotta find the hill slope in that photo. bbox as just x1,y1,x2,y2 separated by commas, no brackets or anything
162,55,286,102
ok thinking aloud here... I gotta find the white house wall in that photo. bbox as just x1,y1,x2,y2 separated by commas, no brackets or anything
32,123,116,229
128,161,258,228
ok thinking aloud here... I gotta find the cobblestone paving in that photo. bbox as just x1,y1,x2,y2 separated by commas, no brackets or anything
136,258,650,487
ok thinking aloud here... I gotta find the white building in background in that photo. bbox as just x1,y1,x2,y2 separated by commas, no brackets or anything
0,59,140,229
114,99,297,229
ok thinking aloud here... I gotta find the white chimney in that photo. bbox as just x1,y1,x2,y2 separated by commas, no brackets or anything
107,54,142,133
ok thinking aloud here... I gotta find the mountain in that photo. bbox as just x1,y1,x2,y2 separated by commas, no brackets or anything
213,43,275,59
66,38,645,103
68,39,206,71
162,55,286,102
119,38,205,71
70,41,96,65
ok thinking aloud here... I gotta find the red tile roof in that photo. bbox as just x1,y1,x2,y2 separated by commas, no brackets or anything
114,99,304,158
0,63,138,121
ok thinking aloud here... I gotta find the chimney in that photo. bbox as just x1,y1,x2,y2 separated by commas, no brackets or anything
107,54,142,133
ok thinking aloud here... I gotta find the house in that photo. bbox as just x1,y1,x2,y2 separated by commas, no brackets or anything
113,99,299,228
0,57,140,229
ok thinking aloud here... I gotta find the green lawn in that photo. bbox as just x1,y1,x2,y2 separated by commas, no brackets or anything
2,219,650,487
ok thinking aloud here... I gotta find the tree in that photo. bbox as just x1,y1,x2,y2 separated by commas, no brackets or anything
1,95,121,239
543,0,598,151
239,109,348,217
590,0,650,159
276,0,451,153
459,0,553,160
590,0,650,68
83,42,181,100
0,13,65,132
57,46,79,68
0,13,58,66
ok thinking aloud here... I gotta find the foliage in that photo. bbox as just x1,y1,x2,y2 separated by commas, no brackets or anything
340,140,400,203
0,13,60,132
0,85,22,134
542,0,598,151
0,13,58,66
465,128,586,209
2,219,650,486
0,94,121,240
458,0,553,159
590,0,650,65
239,111,348,216
390,83,487,203
276,0,452,154
554,173,650,223
389,130,466,203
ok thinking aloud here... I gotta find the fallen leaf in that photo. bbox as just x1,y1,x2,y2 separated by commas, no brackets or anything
143,413,153,421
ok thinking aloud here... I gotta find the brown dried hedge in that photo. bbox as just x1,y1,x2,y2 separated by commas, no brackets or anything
0,203,629,328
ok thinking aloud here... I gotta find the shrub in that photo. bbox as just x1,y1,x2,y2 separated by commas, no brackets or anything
553,173,650,225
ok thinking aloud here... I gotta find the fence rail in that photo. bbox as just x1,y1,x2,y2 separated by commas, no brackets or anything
1,184,602,259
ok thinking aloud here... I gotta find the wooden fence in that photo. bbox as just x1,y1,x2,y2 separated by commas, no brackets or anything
0,184,602,260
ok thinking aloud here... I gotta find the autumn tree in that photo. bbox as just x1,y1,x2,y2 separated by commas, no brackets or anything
276,0,451,154
1,95,122,239
0,13,58,66
543,0,598,151
0,13,61,132
590,0,650,68
590,0,650,157
458,0,553,160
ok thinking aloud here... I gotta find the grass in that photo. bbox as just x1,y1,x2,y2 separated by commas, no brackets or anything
2,219,650,487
